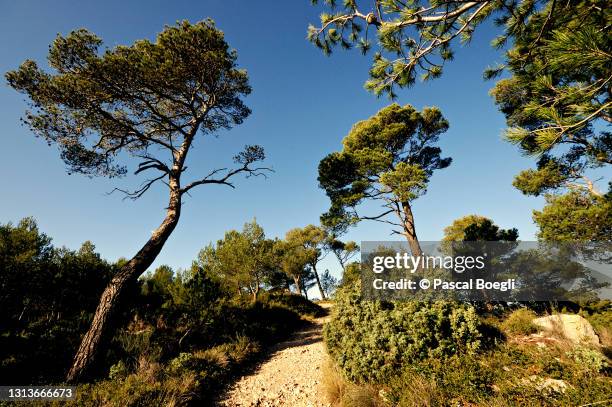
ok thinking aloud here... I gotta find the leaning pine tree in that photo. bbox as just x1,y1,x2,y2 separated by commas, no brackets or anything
318,103,451,256
6,20,269,382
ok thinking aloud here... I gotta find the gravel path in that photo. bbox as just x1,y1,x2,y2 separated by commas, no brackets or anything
218,305,332,407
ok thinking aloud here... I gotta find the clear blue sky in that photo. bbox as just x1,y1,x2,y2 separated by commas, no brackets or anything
0,1,546,293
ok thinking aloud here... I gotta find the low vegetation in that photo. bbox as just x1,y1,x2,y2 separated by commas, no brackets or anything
323,282,612,407
325,282,483,383
0,218,324,405
501,308,538,336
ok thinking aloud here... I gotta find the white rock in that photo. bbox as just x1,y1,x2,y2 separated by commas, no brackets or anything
533,314,600,346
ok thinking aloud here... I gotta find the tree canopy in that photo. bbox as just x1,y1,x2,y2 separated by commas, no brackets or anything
318,103,450,255
309,0,611,242
491,1,611,199
198,219,278,300
285,225,329,299
326,238,359,271
6,20,267,195
443,214,518,242
533,191,612,242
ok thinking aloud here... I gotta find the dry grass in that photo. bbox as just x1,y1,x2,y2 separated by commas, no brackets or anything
136,354,162,383
321,358,383,407
385,368,453,407
501,308,538,336
342,385,381,407
321,358,346,406
194,347,229,368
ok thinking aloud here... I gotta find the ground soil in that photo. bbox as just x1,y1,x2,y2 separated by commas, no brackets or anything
218,304,332,407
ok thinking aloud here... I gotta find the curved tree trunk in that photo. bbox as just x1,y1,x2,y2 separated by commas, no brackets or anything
66,186,182,382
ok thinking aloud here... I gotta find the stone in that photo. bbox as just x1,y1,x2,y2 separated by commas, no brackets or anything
532,314,600,346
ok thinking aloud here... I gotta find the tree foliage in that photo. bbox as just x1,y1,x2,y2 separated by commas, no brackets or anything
0,218,118,383
197,219,279,300
320,269,339,297
490,1,611,200
443,215,493,242
326,238,359,271
308,1,611,242
318,103,450,253
6,20,266,191
308,0,504,97
276,235,316,296
533,191,612,241
285,225,329,298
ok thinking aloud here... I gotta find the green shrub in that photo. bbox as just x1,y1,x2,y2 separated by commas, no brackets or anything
72,369,199,407
108,360,128,380
324,283,483,383
566,347,609,373
501,308,538,335
259,292,325,318
215,335,259,364
581,305,612,348
167,352,195,374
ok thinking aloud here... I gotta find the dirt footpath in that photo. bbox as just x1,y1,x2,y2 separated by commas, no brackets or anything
218,304,332,407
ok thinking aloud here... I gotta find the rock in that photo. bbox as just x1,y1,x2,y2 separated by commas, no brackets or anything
532,314,600,346
521,376,570,394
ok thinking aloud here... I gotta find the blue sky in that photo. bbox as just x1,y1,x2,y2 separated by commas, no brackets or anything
0,1,548,293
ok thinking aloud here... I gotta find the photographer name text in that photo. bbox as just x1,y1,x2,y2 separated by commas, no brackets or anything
372,278,516,292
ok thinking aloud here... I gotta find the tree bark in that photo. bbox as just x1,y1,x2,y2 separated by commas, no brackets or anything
293,276,302,296
312,265,326,300
401,202,423,259
66,184,182,383
252,284,260,302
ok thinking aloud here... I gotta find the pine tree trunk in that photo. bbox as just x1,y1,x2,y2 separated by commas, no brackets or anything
66,187,181,382
312,265,326,300
252,285,260,302
402,202,423,258
293,276,302,296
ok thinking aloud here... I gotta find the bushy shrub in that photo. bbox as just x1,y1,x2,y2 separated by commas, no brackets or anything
501,308,538,335
261,292,325,318
386,355,495,406
73,368,199,407
0,219,117,384
566,347,609,373
108,360,128,380
324,283,483,383
581,304,612,348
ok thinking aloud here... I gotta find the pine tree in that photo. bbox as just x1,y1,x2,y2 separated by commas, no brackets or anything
318,103,451,256
309,0,611,240
6,20,269,382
